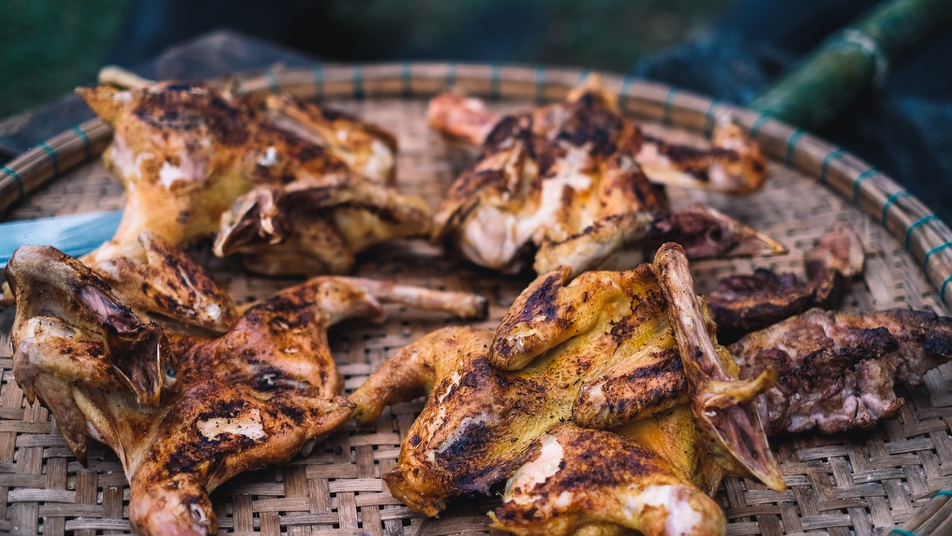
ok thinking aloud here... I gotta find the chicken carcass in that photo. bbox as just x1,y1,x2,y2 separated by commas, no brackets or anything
77,82,430,276
351,244,783,536
708,221,865,342
5,245,487,536
427,80,784,276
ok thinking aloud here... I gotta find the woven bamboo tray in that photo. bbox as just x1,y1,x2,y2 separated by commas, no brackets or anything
1,62,952,536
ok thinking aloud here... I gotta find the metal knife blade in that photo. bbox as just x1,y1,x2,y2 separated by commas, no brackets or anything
0,210,122,268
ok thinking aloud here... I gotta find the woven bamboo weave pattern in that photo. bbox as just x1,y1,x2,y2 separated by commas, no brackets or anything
0,64,951,535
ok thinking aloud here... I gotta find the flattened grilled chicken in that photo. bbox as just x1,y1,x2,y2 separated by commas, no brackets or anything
428,80,783,276
5,245,487,536
351,245,783,536
730,308,952,435
77,82,430,276
709,221,865,342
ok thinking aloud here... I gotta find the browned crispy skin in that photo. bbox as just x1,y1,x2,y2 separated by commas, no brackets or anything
709,222,865,342
730,308,952,435
430,82,782,276
77,82,429,276
351,246,782,536
5,245,487,536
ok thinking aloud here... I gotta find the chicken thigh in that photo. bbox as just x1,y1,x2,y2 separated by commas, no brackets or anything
77,81,430,276
428,80,783,276
5,245,486,536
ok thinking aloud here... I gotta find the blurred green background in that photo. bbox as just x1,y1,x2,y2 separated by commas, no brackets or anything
1,0,736,122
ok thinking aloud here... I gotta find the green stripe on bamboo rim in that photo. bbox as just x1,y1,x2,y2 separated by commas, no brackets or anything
933,490,952,498
942,273,952,302
489,64,501,100
577,69,591,85
881,190,911,226
661,87,678,126
37,141,60,175
1,165,24,201
401,62,412,98
445,62,457,88
890,529,919,536
923,242,952,274
232,76,244,95
852,167,878,204
703,99,720,138
785,129,805,167
265,67,280,94
748,114,770,139
312,63,325,99
71,125,92,161
904,214,938,251
618,75,634,112
820,147,846,185
534,66,546,104
352,65,365,100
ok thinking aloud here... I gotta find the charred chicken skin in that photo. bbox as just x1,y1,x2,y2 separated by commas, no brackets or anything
351,244,783,536
5,245,487,536
77,81,430,276
709,221,865,343
427,80,784,276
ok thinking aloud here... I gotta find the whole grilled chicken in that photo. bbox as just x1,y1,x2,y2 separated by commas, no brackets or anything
77,81,430,276
5,245,487,536
427,80,783,276
351,244,783,536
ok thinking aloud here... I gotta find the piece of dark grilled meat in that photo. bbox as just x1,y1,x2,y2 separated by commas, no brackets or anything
708,221,865,343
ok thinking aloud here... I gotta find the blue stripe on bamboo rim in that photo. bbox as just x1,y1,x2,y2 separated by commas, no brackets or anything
445,63,456,88
617,75,634,112
941,273,952,303
489,64,501,100
71,125,91,161
702,99,720,138
37,142,60,175
264,67,280,94
661,87,678,126
784,129,805,167
923,241,952,274
232,76,244,96
881,190,911,226
352,65,365,100
401,62,412,98
577,69,591,85
748,114,770,139
1,165,24,201
852,167,878,204
890,530,918,536
933,490,952,498
312,63,325,99
905,214,939,251
819,147,845,185
534,66,546,104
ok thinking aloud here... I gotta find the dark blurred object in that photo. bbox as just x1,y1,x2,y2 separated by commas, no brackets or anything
636,0,952,225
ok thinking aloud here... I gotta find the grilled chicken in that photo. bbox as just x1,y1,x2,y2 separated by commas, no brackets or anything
709,221,865,342
77,82,430,276
351,244,783,536
730,307,952,435
428,80,783,276
5,245,487,536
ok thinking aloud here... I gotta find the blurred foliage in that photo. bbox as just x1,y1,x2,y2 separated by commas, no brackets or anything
1,0,129,120
1,0,736,121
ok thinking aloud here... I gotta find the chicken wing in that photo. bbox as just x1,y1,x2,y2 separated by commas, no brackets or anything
429,80,783,276
351,245,783,536
5,245,487,536
77,81,430,276
708,221,865,342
